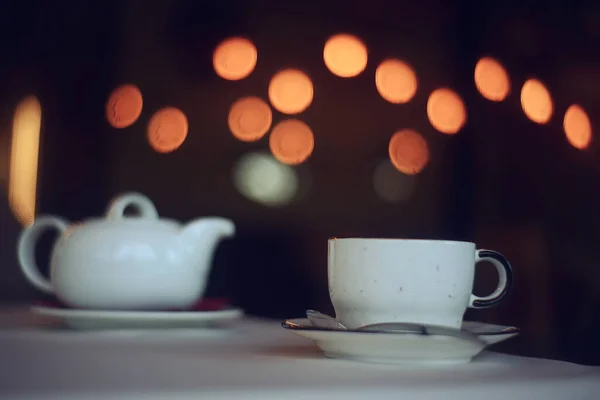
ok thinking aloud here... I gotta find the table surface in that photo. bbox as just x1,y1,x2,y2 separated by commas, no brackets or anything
0,307,599,400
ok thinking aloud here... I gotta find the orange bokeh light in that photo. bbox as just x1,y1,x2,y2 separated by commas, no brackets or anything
474,57,510,102
564,104,592,150
427,88,467,134
269,119,314,165
375,59,418,104
106,84,143,128
520,78,553,124
9,96,41,226
228,96,272,142
388,129,429,175
147,107,188,153
213,37,257,81
323,33,368,78
268,69,314,115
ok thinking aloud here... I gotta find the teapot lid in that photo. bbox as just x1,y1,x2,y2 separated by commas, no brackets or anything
106,192,160,221
93,192,181,229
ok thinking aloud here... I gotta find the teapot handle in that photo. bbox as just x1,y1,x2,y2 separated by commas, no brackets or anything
106,192,159,220
17,216,69,294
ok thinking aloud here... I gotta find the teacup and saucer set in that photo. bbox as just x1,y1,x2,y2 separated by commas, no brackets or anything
282,238,520,365
17,192,243,330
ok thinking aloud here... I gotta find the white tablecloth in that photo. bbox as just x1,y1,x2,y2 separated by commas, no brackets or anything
0,307,598,399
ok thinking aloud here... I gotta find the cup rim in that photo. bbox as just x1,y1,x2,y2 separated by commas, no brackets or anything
328,237,475,245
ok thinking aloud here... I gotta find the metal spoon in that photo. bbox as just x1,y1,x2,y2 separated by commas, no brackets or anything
305,310,482,343
305,310,346,330
306,310,425,333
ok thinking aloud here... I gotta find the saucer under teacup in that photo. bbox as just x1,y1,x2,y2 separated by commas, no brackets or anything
32,298,243,330
281,317,519,365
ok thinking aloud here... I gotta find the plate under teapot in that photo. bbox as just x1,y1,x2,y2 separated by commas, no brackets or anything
32,305,243,330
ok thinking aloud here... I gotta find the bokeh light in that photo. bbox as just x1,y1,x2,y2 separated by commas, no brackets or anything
268,69,314,115
233,152,299,207
520,78,553,124
323,33,368,78
427,88,467,135
269,119,314,165
388,129,429,175
474,57,511,102
106,84,143,128
228,96,272,142
563,104,592,150
213,37,257,81
375,59,418,104
372,159,417,202
147,107,188,153
9,96,41,225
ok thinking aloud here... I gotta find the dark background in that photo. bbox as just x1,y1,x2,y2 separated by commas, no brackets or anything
1,0,599,365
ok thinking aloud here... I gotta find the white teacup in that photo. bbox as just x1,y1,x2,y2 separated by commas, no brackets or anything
328,238,513,330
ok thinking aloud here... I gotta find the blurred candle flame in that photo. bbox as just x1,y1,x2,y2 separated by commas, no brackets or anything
213,37,257,81
520,78,553,124
323,33,368,78
106,84,143,128
564,104,592,150
427,88,467,135
147,107,188,153
228,96,272,142
474,57,511,102
388,129,429,175
269,119,315,165
9,96,42,225
375,58,418,104
268,69,314,115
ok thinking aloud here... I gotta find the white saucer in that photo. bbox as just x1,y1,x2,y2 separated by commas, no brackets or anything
282,318,519,365
32,306,244,330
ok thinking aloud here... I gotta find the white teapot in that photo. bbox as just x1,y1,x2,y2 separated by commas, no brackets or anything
17,192,235,310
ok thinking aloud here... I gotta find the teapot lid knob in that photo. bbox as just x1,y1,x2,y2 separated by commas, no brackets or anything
106,192,159,220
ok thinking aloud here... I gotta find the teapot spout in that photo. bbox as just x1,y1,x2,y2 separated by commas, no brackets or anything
178,217,235,272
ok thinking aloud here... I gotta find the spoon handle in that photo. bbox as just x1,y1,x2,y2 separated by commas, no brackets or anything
358,322,483,343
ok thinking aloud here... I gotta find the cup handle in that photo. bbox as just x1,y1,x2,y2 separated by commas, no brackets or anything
106,192,159,220
17,216,69,294
468,249,513,309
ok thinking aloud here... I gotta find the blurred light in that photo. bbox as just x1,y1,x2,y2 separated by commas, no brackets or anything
9,96,41,225
474,57,510,102
372,159,417,202
269,119,314,165
0,136,8,186
268,69,313,114
520,79,553,124
233,152,299,207
228,96,272,142
213,37,257,81
563,104,592,150
323,33,368,78
388,129,429,175
106,84,143,128
147,107,188,153
375,59,418,104
427,88,467,135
